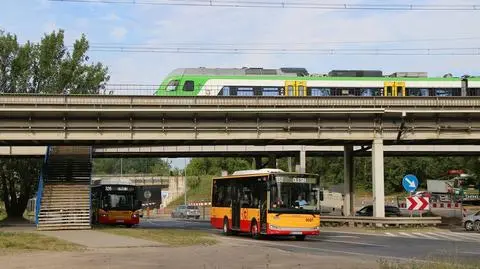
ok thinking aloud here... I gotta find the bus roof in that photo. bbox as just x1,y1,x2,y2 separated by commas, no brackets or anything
213,169,318,180
232,168,285,175
91,177,136,186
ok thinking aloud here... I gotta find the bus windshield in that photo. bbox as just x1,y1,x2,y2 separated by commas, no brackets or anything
270,174,319,212
103,192,135,210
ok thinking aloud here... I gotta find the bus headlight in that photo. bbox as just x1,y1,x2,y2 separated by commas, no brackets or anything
269,224,279,230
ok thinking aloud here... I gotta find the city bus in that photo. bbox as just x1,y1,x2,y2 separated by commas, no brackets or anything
91,178,143,227
210,169,322,240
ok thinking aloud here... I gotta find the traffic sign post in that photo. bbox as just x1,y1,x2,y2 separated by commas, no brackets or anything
402,174,418,193
402,174,419,217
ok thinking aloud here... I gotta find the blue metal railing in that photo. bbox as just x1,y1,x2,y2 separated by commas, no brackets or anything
35,146,51,226
88,146,93,225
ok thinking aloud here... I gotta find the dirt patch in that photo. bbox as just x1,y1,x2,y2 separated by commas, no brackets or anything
0,239,379,269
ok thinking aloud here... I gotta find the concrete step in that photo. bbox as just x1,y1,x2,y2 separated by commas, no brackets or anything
40,207,90,211
39,216,90,221
41,202,89,206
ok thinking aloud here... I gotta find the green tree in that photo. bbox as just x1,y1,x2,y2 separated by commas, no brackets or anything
92,158,172,175
0,29,109,219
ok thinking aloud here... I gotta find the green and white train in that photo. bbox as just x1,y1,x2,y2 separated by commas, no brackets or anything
154,67,480,97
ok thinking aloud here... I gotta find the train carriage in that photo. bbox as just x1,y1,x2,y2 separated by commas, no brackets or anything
155,67,480,97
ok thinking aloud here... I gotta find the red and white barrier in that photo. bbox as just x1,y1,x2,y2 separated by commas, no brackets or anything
188,201,212,206
399,202,462,209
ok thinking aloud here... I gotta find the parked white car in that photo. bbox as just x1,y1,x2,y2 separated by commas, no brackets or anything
463,210,480,232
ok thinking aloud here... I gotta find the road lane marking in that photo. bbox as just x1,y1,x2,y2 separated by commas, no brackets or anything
214,236,437,263
311,238,386,247
412,232,437,240
385,232,396,237
398,232,417,238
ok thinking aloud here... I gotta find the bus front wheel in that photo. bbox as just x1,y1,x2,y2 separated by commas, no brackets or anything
295,235,306,241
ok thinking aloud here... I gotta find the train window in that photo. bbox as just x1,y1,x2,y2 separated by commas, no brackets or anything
310,88,330,96
237,87,254,96
262,87,279,96
166,80,179,91
222,86,231,96
183,80,194,91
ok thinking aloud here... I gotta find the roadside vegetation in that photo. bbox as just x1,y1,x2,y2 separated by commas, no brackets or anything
98,227,217,247
0,232,83,253
167,176,214,209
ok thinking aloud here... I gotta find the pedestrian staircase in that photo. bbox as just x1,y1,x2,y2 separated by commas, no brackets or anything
35,146,93,230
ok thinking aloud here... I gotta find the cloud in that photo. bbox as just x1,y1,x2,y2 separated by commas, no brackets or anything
110,26,128,41
102,12,121,22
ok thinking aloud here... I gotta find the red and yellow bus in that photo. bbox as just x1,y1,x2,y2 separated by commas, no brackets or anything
91,178,143,228
210,169,322,240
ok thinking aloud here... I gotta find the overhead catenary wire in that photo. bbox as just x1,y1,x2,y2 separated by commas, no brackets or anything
81,45,480,55
48,0,480,11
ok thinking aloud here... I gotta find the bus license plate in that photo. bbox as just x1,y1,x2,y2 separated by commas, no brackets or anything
116,220,124,223
291,232,302,235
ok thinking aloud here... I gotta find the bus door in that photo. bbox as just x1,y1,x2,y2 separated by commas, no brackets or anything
284,81,307,96
395,82,406,97
383,82,396,96
259,182,268,234
231,183,241,230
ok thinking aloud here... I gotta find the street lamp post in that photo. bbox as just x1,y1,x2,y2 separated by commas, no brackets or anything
184,158,187,206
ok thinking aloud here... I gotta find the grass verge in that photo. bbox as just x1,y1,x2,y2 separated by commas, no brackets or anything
98,227,217,247
0,231,83,253
378,259,480,269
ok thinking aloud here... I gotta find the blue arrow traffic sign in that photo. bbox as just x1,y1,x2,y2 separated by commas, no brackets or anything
402,174,419,193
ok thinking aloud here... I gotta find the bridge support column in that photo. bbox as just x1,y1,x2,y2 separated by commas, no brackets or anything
295,147,306,173
287,157,293,172
254,157,262,169
343,145,354,216
372,138,385,218
266,155,277,168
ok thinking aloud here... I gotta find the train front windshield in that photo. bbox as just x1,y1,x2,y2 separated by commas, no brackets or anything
270,174,320,212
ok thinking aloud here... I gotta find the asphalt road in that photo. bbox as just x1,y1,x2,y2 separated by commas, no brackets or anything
141,218,480,263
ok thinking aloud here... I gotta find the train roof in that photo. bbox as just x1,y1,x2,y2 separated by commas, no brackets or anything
165,67,474,79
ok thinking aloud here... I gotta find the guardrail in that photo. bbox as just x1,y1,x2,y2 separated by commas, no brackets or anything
2,95,480,109
320,216,442,227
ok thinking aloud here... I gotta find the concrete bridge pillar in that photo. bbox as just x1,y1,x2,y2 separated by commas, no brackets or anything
343,145,354,216
266,155,277,168
372,138,385,218
295,147,306,173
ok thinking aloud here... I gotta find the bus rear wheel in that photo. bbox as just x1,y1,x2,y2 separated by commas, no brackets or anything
251,221,260,240
223,218,231,236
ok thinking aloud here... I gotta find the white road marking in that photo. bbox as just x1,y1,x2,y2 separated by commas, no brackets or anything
398,232,417,238
412,232,437,239
217,236,435,263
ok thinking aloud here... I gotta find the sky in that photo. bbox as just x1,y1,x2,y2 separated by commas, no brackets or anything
2,0,480,168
